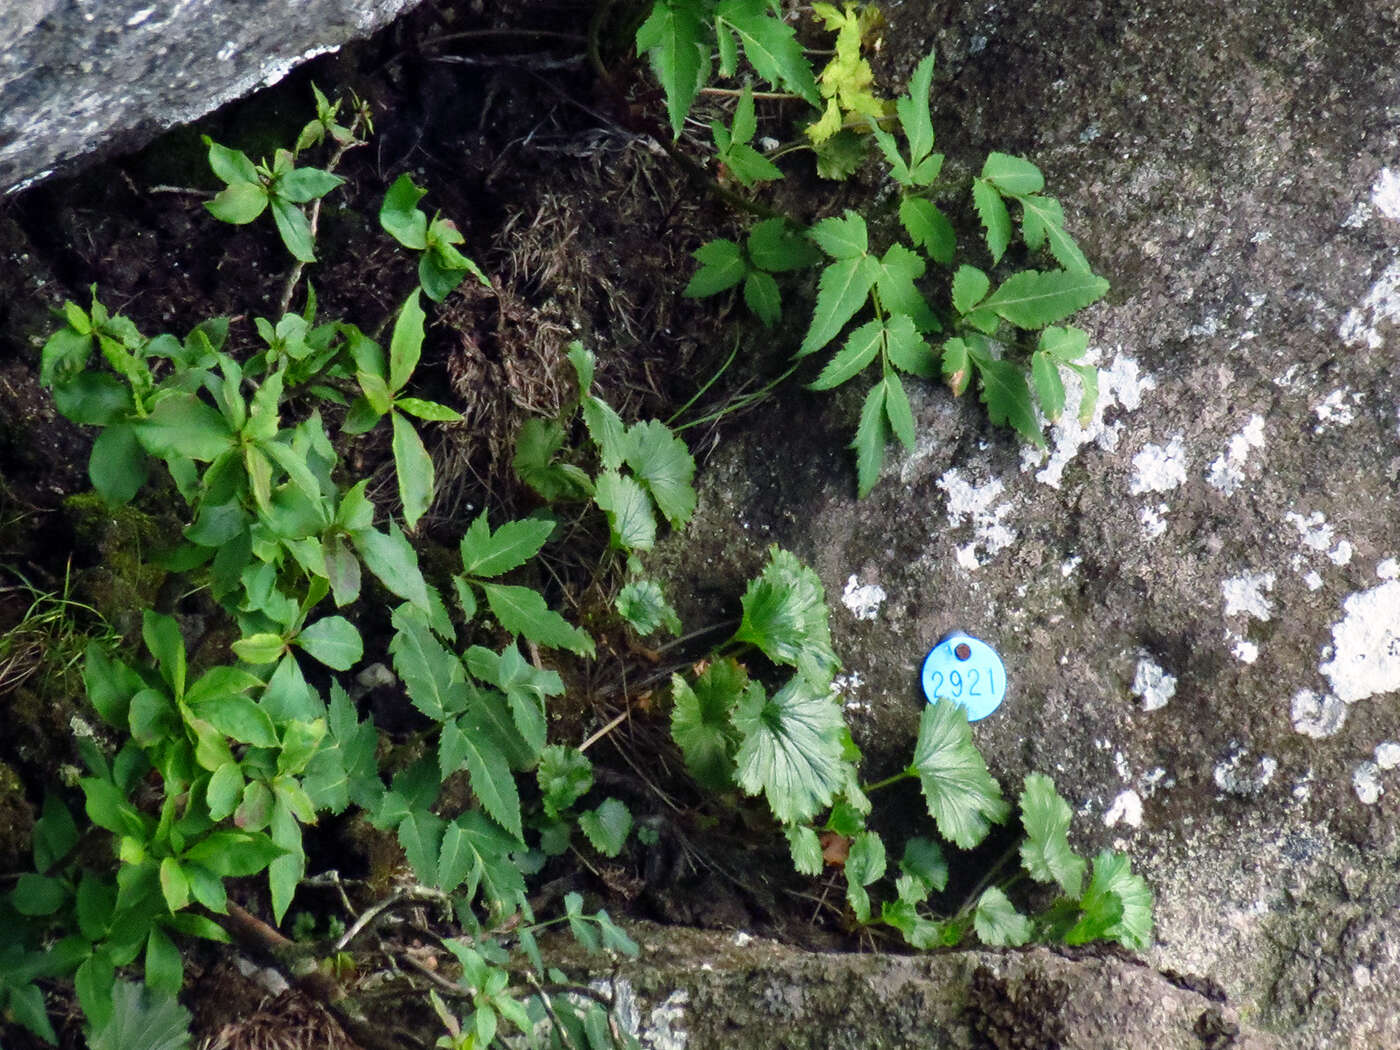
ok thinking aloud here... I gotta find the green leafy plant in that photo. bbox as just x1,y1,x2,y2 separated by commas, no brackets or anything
640,5,1108,495
202,138,345,263
379,173,492,302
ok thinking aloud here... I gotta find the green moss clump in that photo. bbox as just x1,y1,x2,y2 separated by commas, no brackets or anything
63,492,179,636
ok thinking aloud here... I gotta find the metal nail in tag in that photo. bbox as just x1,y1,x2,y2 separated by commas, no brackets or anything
921,630,1006,721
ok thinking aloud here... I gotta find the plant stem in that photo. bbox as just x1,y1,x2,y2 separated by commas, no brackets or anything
667,332,742,426
700,87,800,101
275,111,368,318
671,361,802,432
861,768,913,794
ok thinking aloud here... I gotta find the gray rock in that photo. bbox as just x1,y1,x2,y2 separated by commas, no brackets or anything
546,922,1278,1050
0,0,424,195
647,0,1400,1045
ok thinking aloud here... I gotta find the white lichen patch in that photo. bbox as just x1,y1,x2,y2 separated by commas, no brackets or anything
1230,635,1260,664
1339,261,1400,350
1285,510,1354,567
1213,747,1278,797
1373,168,1400,222
937,469,1016,570
1304,570,1324,592
1222,571,1275,621
841,575,886,621
1206,414,1265,495
1132,656,1177,711
1353,761,1383,805
1319,580,1400,703
1104,789,1144,828
1020,352,1156,488
1378,558,1399,580
834,672,868,713
1375,741,1400,770
1138,503,1169,539
1312,388,1363,431
1129,434,1188,494
1290,689,1347,738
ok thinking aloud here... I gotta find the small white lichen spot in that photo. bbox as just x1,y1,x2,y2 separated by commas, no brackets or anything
937,469,1016,570
1374,741,1400,770
1214,748,1278,797
1290,689,1347,738
1329,540,1354,567
1287,510,1335,552
125,6,156,26
1231,636,1260,664
841,575,887,621
1138,504,1169,539
1319,581,1400,703
1129,434,1188,495
1313,388,1363,431
646,990,690,1050
1353,761,1383,805
1021,352,1156,488
1339,262,1400,351
1304,570,1324,592
1378,558,1399,580
1222,571,1276,621
1132,657,1177,711
1207,415,1266,495
1104,789,1144,828
1373,168,1400,222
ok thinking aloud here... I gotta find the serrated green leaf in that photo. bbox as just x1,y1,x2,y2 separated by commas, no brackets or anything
808,318,883,391
809,211,869,259
459,512,555,577
785,824,823,876
898,196,955,265
380,173,429,249
353,521,430,612
980,269,1109,329
593,470,657,552
981,152,1044,195
748,218,819,272
1019,194,1093,272
684,239,747,297
881,897,948,949
732,547,839,681
900,837,948,895
941,338,972,398
671,658,750,790
844,830,886,922
743,269,782,326
636,0,708,136
296,616,362,671
537,745,593,819
732,675,848,825
514,418,591,501
1031,351,1066,421
798,255,881,358
1069,851,1154,950
715,0,819,103
480,582,595,656
876,243,936,330
971,178,1012,263
973,356,1045,446
908,699,1010,849
974,886,1032,946
90,981,192,1050
896,53,937,163
883,373,916,451
579,798,632,857
723,142,785,186
616,579,682,637
1019,772,1086,896
391,604,468,721
581,395,628,472
624,419,696,528
440,713,522,839
851,380,887,498
884,315,937,378
951,265,991,316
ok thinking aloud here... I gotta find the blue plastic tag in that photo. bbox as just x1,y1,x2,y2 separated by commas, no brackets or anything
921,631,1006,721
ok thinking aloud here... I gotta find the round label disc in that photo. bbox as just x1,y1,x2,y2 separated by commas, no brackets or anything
921,631,1006,721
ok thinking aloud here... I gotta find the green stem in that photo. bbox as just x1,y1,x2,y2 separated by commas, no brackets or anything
955,838,1024,918
861,768,913,794
667,331,742,426
671,361,802,432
